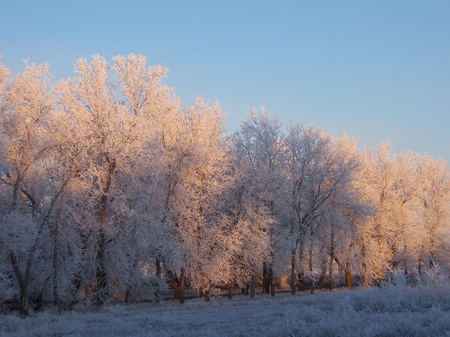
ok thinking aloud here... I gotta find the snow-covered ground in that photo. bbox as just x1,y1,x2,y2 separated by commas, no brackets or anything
2,280,450,337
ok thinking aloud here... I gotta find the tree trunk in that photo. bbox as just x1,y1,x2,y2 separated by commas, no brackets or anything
291,249,297,294
430,252,435,269
329,259,334,291
228,279,234,299
72,221,90,300
329,224,335,290
391,244,398,269
418,254,423,276
52,230,60,312
96,158,116,306
180,270,185,304
96,227,107,306
309,241,315,294
269,267,275,296
19,291,29,317
318,266,326,290
345,268,352,288
361,243,368,287
318,252,327,290
297,269,305,291
334,257,352,289
10,252,29,317
404,244,408,276
166,268,185,303
250,274,256,298
125,289,131,304
262,264,266,293
297,244,305,291
156,258,161,277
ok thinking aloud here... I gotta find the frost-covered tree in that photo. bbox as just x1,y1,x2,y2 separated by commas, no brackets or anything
316,134,367,290
56,54,177,305
150,97,230,302
286,126,361,293
0,61,59,315
2,54,450,315
234,108,288,295
356,145,424,285
388,151,417,274
415,154,450,272
358,142,400,285
223,145,272,298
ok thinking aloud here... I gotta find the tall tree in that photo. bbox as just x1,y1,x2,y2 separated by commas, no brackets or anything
286,125,360,293
0,61,57,315
57,54,176,305
234,108,287,295
415,154,450,272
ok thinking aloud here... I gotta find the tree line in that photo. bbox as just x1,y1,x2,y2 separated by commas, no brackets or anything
1,55,449,316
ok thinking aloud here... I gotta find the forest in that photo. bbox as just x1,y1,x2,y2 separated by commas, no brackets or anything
1,54,449,317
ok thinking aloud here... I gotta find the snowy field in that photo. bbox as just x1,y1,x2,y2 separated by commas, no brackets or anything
2,282,450,337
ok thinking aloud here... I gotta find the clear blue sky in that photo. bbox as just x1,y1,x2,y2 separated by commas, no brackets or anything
1,0,449,162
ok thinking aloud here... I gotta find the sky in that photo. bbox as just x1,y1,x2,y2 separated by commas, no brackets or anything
1,0,449,162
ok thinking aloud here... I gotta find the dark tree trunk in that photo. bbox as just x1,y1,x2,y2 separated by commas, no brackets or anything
297,245,305,291
262,264,266,293
52,231,60,312
250,274,256,298
297,269,305,291
404,244,409,276
96,228,107,306
19,292,29,317
318,242,328,290
243,283,249,296
269,267,275,296
72,219,90,300
329,260,334,291
10,252,29,317
95,158,116,306
291,249,297,294
156,258,161,277
263,263,269,294
345,268,352,288
334,257,352,289
361,243,368,287
180,270,185,304
309,241,315,294
166,268,185,303
228,279,234,299
125,289,131,304
329,224,335,290
391,244,398,269
418,255,423,276
318,270,326,290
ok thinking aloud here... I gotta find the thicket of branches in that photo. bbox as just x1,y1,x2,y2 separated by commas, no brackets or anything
1,55,449,316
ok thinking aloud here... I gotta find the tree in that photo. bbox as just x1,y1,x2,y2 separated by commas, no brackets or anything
318,134,367,290
0,61,58,315
150,97,230,302
286,124,361,293
388,151,417,274
358,142,400,285
234,108,288,295
415,154,450,272
223,146,271,298
56,54,177,305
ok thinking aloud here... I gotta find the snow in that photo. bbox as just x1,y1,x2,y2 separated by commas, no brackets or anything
2,284,450,337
